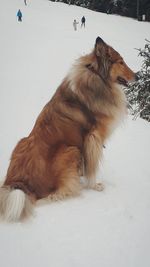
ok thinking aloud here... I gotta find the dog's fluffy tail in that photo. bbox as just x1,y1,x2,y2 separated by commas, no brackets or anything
0,186,33,222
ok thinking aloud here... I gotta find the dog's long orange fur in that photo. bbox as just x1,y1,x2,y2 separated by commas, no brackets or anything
0,37,135,221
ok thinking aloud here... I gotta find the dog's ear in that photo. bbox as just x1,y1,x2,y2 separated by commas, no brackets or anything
94,36,108,57
94,37,110,79
95,37,105,45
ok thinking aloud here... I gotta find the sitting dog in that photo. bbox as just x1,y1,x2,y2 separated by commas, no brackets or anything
0,37,136,221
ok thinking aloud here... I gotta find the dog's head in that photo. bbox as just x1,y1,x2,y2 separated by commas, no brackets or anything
94,37,136,86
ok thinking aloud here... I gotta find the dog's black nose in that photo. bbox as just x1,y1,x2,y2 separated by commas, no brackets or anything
135,72,140,81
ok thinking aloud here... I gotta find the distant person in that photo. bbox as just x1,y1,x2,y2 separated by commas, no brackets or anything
24,0,27,5
73,19,79,31
81,16,85,28
17,9,22,22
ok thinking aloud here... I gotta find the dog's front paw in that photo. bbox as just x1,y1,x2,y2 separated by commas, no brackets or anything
93,183,104,192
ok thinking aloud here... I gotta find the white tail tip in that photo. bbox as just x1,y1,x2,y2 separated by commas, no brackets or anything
0,187,33,222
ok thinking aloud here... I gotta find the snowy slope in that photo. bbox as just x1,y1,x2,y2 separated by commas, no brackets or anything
0,0,150,267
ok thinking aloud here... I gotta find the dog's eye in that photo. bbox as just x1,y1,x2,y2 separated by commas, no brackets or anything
119,61,124,65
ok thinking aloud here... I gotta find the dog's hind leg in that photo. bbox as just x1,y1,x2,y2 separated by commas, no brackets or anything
47,146,82,201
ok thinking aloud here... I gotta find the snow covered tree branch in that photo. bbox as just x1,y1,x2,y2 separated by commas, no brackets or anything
125,40,150,122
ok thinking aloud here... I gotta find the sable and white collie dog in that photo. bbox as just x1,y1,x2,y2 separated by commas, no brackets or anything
0,37,136,221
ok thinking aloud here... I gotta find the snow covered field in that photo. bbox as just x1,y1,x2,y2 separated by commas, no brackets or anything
0,0,150,266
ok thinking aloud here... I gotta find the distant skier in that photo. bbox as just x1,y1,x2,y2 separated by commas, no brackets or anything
73,19,79,31
17,9,22,22
81,16,85,28
24,0,27,6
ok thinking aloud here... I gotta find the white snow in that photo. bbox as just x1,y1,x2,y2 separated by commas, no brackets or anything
0,0,150,266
